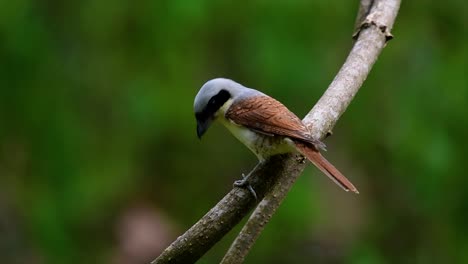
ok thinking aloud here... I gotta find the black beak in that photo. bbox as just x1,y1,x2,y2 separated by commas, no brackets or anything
196,118,213,139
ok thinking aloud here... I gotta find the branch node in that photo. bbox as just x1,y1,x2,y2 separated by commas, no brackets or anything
352,18,394,42
295,154,307,164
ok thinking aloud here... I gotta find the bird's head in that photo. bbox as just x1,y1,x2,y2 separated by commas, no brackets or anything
193,78,244,138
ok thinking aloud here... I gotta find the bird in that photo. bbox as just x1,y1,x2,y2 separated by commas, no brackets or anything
193,78,359,197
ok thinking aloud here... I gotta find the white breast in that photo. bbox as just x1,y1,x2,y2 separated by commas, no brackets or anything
219,118,261,153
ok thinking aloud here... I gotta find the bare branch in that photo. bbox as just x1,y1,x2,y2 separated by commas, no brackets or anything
151,156,299,263
221,0,401,263
152,1,400,263
304,0,399,137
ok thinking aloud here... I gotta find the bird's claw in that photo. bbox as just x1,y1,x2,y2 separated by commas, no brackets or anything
233,174,258,200
246,185,258,200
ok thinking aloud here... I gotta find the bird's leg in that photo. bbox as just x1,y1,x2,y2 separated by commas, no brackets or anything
233,161,264,200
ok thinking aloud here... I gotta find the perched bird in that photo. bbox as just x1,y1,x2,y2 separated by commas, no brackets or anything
194,78,358,196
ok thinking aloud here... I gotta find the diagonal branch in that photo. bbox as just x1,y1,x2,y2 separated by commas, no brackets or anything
221,0,400,262
152,155,299,264
152,1,400,263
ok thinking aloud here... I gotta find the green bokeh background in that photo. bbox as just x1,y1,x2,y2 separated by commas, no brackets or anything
0,1,466,263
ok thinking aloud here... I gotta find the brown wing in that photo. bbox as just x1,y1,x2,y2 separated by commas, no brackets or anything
225,95,313,142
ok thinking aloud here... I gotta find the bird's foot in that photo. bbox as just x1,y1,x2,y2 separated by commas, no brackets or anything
234,173,258,200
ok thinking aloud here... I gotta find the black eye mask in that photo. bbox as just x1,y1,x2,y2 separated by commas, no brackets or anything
195,89,231,122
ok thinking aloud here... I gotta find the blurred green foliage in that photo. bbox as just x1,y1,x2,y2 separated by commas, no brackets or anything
0,0,466,263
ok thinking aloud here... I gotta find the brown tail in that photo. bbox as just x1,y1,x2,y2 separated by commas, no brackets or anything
295,142,359,194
